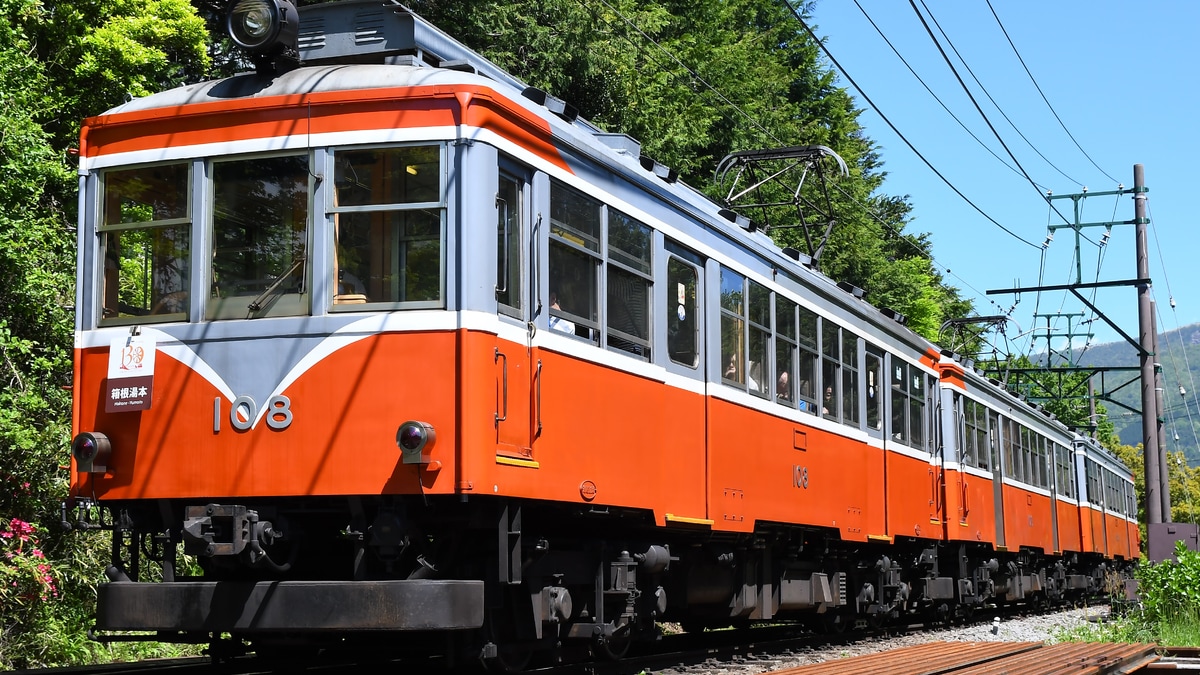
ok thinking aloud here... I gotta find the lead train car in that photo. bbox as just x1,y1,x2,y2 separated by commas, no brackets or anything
68,0,1137,665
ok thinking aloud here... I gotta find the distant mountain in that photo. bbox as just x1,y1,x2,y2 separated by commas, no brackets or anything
1072,323,1200,466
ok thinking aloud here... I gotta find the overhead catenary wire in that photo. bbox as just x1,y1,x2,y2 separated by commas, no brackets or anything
850,0,1038,188
918,0,1083,189
782,2,1042,251
905,0,1078,233
985,0,1122,187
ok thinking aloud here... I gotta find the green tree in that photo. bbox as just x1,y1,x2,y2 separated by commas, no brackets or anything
0,0,207,667
407,0,973,342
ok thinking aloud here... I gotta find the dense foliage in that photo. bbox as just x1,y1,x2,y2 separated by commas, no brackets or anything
0,0,976,666
0,0,206,668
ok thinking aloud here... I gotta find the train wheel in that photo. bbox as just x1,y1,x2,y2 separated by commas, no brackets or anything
594,627,631,661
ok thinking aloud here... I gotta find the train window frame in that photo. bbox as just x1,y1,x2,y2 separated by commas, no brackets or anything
606,209,652,360
821,320,840,421
719,266,747,388
496,166,526,318
795,306,819,415
97,161,192,326
665,252,700,369
841,329,860,427
775,296,798,408
548,180,601,344
207,152,314,321
865,348,883,435
327,143,446,313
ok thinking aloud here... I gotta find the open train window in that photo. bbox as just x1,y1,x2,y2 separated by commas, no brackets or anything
98,162,191,325
329,144,444,311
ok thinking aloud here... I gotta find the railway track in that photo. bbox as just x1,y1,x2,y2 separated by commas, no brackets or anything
29,604,1125,675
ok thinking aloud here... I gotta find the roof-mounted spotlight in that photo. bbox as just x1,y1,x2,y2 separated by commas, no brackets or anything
226,0,300,75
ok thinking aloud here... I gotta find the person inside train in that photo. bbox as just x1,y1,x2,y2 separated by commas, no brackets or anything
822,386,833,415
723,352,739,381
777,371,792,401
548,291,575,334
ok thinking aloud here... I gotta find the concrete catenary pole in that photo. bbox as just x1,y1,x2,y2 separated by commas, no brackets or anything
1136,164,1162,524
1152,304,1171,519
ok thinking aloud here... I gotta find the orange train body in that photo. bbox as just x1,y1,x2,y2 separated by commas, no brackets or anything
66,1,1139,663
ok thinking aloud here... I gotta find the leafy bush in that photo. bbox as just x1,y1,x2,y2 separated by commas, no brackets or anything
1137,540,1200,627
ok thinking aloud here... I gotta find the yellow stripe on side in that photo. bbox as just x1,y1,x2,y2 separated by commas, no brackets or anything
868,534,893,543
496,456,540,469
665,513,714,526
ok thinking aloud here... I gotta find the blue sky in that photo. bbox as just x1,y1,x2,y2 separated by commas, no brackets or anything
810,0,1197,361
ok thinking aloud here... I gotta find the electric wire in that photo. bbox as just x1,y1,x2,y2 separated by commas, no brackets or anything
783,2,1042,250
918,0,1083,189
850,0,1036,187
985,0,1122,187
906,0,1078,232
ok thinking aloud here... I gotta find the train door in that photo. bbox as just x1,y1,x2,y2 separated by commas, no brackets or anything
990,411,1006,549
494,167,535,457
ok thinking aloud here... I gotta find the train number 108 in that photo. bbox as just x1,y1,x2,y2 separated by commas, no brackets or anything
213,395,294,432
793,465,809,489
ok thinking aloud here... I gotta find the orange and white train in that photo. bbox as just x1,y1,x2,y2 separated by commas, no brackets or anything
67,0,1138,666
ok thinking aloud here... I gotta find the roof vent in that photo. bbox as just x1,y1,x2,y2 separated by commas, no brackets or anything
521,87,578,123
881,307,907,325
782,247,813,267
718,208,754,231
639,156,678,183
837,281,864,299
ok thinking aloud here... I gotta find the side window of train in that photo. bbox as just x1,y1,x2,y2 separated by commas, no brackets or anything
775,296,797,407
209,154,312,320
962,399,990,470
1054,443,1074,498
865,348,883,433
796,306,819,414
665,252,700,368
98,162,192,326
841,329,860,427
987,409,1000,471
718,267,768,397
1086,458,1102,506
548,180,600,343
719,267,744,387
1002,417,1019,479
889,360,927,450
328,145,444,313
607,210,652,359
821,320,839,419
496,169,524,317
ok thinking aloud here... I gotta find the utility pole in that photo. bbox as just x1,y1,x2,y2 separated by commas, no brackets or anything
1151,300,1171,519
1135,164,1162,524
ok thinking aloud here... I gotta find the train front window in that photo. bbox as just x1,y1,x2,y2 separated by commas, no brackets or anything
331,145,444,309
209,155,310,320
98,163,191,325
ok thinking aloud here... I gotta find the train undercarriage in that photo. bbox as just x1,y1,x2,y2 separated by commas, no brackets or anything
78,495,1127,669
